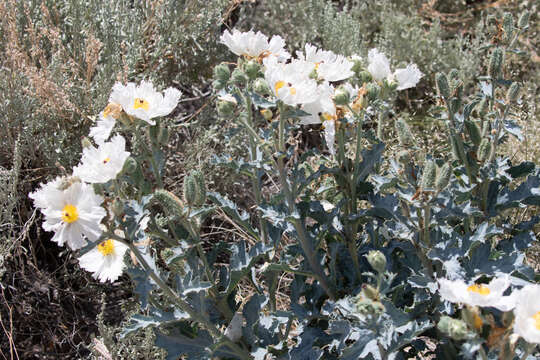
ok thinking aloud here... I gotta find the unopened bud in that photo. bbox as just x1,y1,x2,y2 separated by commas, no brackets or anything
436,162,452,191
488,48,504,79
397,150,411,164
122,156,137,174
518,11,530,29
153,189,186,218
421,160,437,190
260,109,273,121
503,12,514,41
350,56,363,73
395,118,414,146
253,78,271,96
438,316,470,341
217,100,236,117
183,175,197,207
212,79,227,91
213,63,230,82
230,68,248,86
436,73,450,99
366,83,380,102
333,86,351,106
477,139,491,162
357,70,372,84
366,250,386,274
244,60,260,79
465,120,482,146
81,137,93,149
506,82,520,103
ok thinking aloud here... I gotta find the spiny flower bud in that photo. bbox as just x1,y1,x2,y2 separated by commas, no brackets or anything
333,86,351,106
518,11,530,29
213,63,230,82
465,120,482,146
357,70,372,84
366,250,386,274
183,175,198,207
190,170,207,207
153,189,186,218
503,12,514,41
253,78,271,96
230,68,248,86
366,83,380,102
477,139,491,162
436,73,451,99
122,156,137,174
438,316,470,341
81,137,93,149
506,82,520,103
244,60,261,79
397,150,411,164
421,160,437,190
488,48,504,79
350,55,362,73
212,79,227,91
436,162,452,191
217,100,236,117
395,118,414,146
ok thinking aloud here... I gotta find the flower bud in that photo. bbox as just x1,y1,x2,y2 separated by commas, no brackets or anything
357,70,372,84
506,82,520,103
213,63,230,82
366,83,380,102
518,11,530,29
183,175,197,207
488,48,504,79
397,150,411,164
190,170,207,207
395,118,414,146
122,156,137,174
244,60,261,79
362,284,380,301
503,12,514,41
112,198,124,217
230,68,248,86
438,316,470,341
436,162,452,191
217,100,236,117
350,55,362,73
465,120,482,146
436,73,450,99
81,137,93,149
333,86,351,106
153,189,186,218
366,250,386,274
477,139,491,162
421,160,437,190
260,109,273,121
212,79,227,91
253,78,270,96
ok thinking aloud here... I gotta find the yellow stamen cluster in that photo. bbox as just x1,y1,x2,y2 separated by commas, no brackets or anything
61,204,79,223
134,98,149,111
97,239,115,256
103,157,111,164
467,284,491,296
274,81,296,96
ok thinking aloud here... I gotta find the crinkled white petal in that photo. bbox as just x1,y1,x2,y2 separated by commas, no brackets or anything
300,83,335,125
296,44,354,82
220,29,290,61
367,48,392,81
513,285,540,343
89,114,116,144
264,60,318,106
78,240,129,283
438,276,513,311
73,135,130,184
29,176,64,210
394,64,423,90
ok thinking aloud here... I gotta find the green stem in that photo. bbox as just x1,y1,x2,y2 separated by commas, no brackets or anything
423,204,431,247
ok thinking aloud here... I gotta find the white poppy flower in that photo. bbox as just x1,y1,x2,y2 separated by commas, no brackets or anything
393,64,423,90
367,48,392,81
78,238,129,282
73,135,130,184
513,285,540,344
89,103,123,144
31,181,106,250
264,59,318,106
438,276,515,311
300,82,336,125
297,44,354,82
220,29,290,61
29,176,64,211
109,80,181,125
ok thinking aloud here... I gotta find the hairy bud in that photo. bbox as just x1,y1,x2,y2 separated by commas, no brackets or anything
503,12,514,41
333,86,351,106
183,175,198,207
153,189,186,218
122,156,137,174
213,63,230,82
395,118,414,146
506,83,520,103
366,83,380,102
465,120,482,146
230,68,248,86
212,79,227,91
357,70,372,84
478,139,491,162
421,160,437,190
397,150,411,164
488,48,504,79
253,78,271,96
438,316,470,341
366,250,387,274
436,73,451,99
244,60,261,79
436,162,452,191
217,100,236,117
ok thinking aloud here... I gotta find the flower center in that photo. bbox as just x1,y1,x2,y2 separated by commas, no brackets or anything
97,239,115,256
289,87,297,95
134,98,149,110
103,157,111,164
532,311,540,331
467,284,491,296
274,81,285,94
61,204,79,223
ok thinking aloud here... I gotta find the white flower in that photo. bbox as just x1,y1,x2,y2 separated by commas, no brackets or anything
300,82,335,125
513,285,540,344
264,59,318,106
220,29,290,61
367,48,392,81
323,119,336,155
297,44,354,82
393,64,423,90
73,135,130,184
31,181,106,250
109,80,181,125
438,276,515,311
78,238,129,282
89,103,123,144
